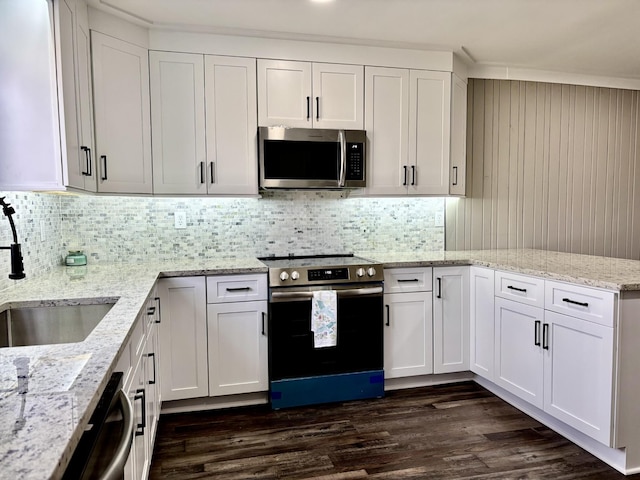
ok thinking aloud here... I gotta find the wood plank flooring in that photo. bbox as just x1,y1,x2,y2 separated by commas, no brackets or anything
150,382,639,479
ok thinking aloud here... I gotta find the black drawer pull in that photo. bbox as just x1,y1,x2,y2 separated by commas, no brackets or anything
148,352,156,385
542,323,549,350
261,312,266,336
147,306,156,316
154,296,161,324
385,304,390,326
562,297,589,308
436,277,442,299
397,279,420,283
226,286,251,292
534,320,541,346
507,285,527,293
134,389,146,436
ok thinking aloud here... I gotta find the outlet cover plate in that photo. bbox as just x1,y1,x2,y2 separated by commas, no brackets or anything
174,211,187,229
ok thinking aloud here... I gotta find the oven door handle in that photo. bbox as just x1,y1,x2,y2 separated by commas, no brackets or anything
271,286,383,301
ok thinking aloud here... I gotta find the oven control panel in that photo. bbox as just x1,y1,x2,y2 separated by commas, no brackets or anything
308,268,349,281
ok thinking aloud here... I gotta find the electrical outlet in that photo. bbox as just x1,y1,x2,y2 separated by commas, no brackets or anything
174,211,187,229
434,212,445,227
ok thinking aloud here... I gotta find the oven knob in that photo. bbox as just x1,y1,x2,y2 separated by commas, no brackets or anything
291,271,300,280
367,267,377,277
356,268,365,278
279,271,289,281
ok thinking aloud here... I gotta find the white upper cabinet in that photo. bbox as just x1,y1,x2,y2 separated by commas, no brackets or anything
150,52,206,194
364,67,410,195
205,56,258,195
150,53,258,195
365,67,466,196
92,31,153,194
257,59,363,129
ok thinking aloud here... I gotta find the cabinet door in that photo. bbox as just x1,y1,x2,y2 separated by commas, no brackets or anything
433,266,469,374
207,301,268,396
74,0,96,191
409,70,451,195
383,292,433,379
257,59,312,128
449,74,467,195
129,351,149,480
145,320,160,450
543,310,614,445
205,56,258,195
56,0,83,190
150,51,206,194
158,277,208,401
312,63,363,129
494,297,544,408
92,31,152,193
470,267,495,380
364,67,410,195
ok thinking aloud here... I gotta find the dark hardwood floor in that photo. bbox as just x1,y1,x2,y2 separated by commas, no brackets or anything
150,382,639,479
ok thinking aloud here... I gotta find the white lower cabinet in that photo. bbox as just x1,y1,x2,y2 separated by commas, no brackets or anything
470,266,495,380
115,288,162,480
543,310,614,445
383,268,433,379
158,276,208,401
432,266,469,373
383,292,433,378
494,297,545,408
207,301,268,395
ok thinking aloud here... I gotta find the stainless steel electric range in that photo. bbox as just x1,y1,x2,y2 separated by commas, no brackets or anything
258,254,384,409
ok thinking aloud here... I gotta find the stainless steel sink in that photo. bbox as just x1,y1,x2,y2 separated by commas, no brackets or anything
0,302,115,348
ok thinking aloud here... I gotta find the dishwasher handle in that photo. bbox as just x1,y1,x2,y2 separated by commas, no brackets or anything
100,389,134,480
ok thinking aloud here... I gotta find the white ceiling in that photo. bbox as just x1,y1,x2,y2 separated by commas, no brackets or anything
89,0,640,81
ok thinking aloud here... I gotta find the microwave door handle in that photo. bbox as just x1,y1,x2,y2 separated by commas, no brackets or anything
338,129,347,187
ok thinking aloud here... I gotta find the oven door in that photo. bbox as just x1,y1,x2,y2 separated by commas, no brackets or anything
268,283,383,381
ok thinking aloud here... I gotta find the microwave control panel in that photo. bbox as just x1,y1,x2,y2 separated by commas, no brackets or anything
345,143,364,181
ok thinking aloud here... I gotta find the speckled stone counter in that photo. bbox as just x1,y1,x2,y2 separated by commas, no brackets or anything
0,257,266,480
3,249,640,479
360,249,640,291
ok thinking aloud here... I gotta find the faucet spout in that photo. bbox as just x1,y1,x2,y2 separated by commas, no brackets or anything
1,197,26,280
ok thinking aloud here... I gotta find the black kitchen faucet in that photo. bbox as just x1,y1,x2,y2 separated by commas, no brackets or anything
1,197,25,280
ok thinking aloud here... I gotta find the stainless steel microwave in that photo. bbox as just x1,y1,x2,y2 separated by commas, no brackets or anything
258,127,366,189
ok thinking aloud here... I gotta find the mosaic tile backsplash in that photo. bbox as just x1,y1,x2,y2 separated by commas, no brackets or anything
0,191,445,290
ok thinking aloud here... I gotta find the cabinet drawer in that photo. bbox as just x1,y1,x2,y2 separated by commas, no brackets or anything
495,270,545,308
545,280,616,327
207,274,268,303
384,268,432,293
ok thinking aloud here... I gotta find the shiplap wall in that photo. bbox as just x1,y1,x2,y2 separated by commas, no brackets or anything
446,79,640,260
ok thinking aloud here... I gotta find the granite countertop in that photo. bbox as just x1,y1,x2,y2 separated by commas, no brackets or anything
360,248,640,291
2,249,640,479
0,257,266,480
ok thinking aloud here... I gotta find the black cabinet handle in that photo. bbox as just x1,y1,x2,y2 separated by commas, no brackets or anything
261,312,266,336
81,146,91,176
226,286,251,292
210,161,215,184
147,306,156,316
411,165,416,186
453,165,458,186
199,161,205,184
398,279,420,283
562,297,589,308
507,285,527,293
436,277,442,299
100,155,107,180
534,320,541,346
316,97,319,120
385,304,390,326
542,323,549,350
148,352,156,385
403,166,408,186
306,96,310,119
134,389,146,436
154,296,161,324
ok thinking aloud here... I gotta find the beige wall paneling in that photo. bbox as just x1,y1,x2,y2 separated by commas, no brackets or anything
446,79,640,260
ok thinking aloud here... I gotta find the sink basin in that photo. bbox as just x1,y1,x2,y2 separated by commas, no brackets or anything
0,302,115,348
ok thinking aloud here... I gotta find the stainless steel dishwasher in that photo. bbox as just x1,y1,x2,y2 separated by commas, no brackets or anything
62,371,134,480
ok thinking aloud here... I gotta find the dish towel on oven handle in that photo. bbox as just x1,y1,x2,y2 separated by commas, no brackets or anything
311,290,338,348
